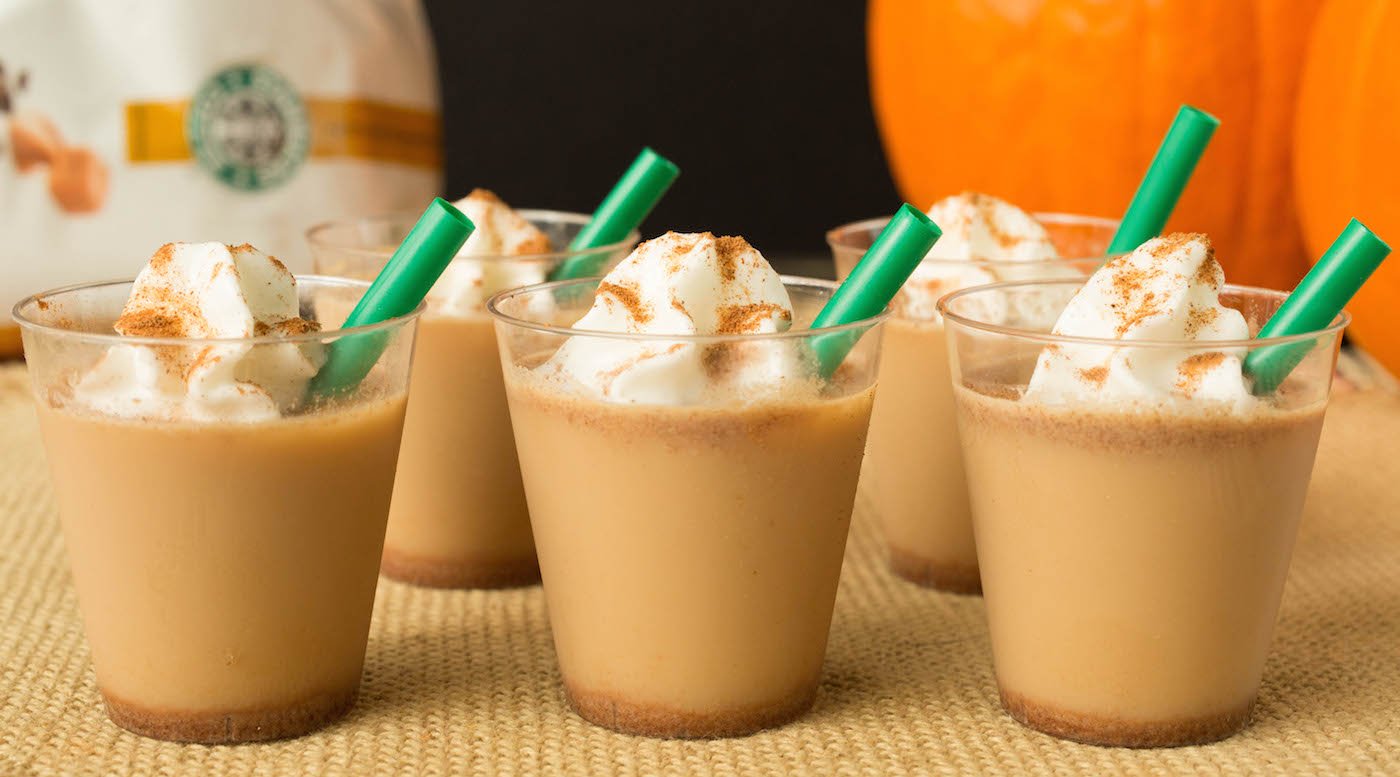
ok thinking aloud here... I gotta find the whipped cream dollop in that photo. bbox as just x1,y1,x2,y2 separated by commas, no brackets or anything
1025,233,1252,407
538,231,803,404
431,189,553,316
74,242,325,421
899,192,1074,322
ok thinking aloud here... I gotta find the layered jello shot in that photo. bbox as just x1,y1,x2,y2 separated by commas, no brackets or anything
17,243,422,742
943,233,1358,746
310,190,636,587
491,230,905,738
830,192,1115,592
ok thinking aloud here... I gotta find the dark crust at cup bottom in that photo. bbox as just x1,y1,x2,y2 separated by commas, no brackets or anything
1000,687,1255,748
886,546,982,595
564,678,819,739
380,548,541,590
101,686,358,744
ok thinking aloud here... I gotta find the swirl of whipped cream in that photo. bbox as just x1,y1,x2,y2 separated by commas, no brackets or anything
73,242,324,421
539,231,801,404
898,192,1076,323
1025,233,1252,407
430,189,553,316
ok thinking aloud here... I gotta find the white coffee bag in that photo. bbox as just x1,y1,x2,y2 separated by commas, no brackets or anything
0,0,442,355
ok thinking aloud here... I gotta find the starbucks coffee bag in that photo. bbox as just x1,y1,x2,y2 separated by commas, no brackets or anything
0,0,441,356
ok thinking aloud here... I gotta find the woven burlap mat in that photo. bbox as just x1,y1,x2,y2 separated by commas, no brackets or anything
1,362,1398,776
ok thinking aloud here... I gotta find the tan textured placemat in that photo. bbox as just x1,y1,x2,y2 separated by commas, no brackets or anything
1,362,1398,776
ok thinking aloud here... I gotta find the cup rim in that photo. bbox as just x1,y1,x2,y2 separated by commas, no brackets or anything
12,275,425,347
486,275,891,343
826,211,1122,265
937,278,1351,349
305,208,640,264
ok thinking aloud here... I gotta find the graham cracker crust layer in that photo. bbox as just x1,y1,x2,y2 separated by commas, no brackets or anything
101,685,358,744
1000,687,1255,748
887,546,982,595
381,547,541,589
564,679,818,739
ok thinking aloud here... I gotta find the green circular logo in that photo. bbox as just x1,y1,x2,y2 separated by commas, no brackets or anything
187,64,309,191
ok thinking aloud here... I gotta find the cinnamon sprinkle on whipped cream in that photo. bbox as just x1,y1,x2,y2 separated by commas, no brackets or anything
539,231,802,404
73,242,325,421
429,188,554,317
1025,233,1253,407
894,192,1077,322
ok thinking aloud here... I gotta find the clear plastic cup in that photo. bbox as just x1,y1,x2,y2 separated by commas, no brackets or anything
15,277,420,743
488,277,886,738
828,213,1117,593
940,279,1346,747
308,211,636,588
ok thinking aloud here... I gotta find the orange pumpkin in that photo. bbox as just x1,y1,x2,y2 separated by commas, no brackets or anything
868,0,1323,291
1294,0,1400,373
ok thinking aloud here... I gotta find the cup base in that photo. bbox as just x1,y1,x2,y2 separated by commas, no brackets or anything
100,685,358,744
999,687,1255,748
564,679,818,739
380,548,541,589
886,546,982,595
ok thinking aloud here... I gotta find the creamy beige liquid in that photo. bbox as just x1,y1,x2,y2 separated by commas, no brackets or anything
955,387,1326,747
36,396,408,743
863,317,979,591
505,373,875,738
832,220,1109,594
381,314,537,587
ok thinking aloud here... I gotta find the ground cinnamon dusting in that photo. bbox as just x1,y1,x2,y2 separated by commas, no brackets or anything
514,232,552,254
1185,305,1219,336
254,318,321,337
716,303,790,334
1193,248,1222,286
1078,366,1108,386
147,243,177,271
598,281,651,324
713,236,751,281
1176,352,1228,397
1099,253,1164,336
965,191,1020,251
115,307,194,338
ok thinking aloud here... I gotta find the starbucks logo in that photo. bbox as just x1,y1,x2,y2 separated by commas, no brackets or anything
187,64,309,191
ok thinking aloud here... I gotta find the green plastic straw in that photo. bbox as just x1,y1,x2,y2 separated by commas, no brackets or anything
1245,219,1390,395
307,198,475,400
549,147,680,280
1106,105,1220,254
809,203,942,377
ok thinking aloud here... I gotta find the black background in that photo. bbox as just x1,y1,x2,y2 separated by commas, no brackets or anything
423,1,898,264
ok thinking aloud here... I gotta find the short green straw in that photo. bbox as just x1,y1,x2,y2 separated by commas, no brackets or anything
549,147,680,280
307,198,475,400
1244,219,1390,395
1107,105,1220,255
809,204,942,377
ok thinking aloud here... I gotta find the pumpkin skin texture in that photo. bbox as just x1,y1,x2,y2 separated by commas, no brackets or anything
868,0,1322,291
1295,0,1400,373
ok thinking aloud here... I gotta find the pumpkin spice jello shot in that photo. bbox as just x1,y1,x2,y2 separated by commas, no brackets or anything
830,192,1115,592
310,150,674,588
491,209,938,737
944,227,1386,747
16,243,427,743
311,190,638,587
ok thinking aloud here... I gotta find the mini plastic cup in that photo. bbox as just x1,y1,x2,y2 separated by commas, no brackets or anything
828,213,1118,593
16,277,421,744
488,277,887,738
940,279,1347,747
308,212,636,588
